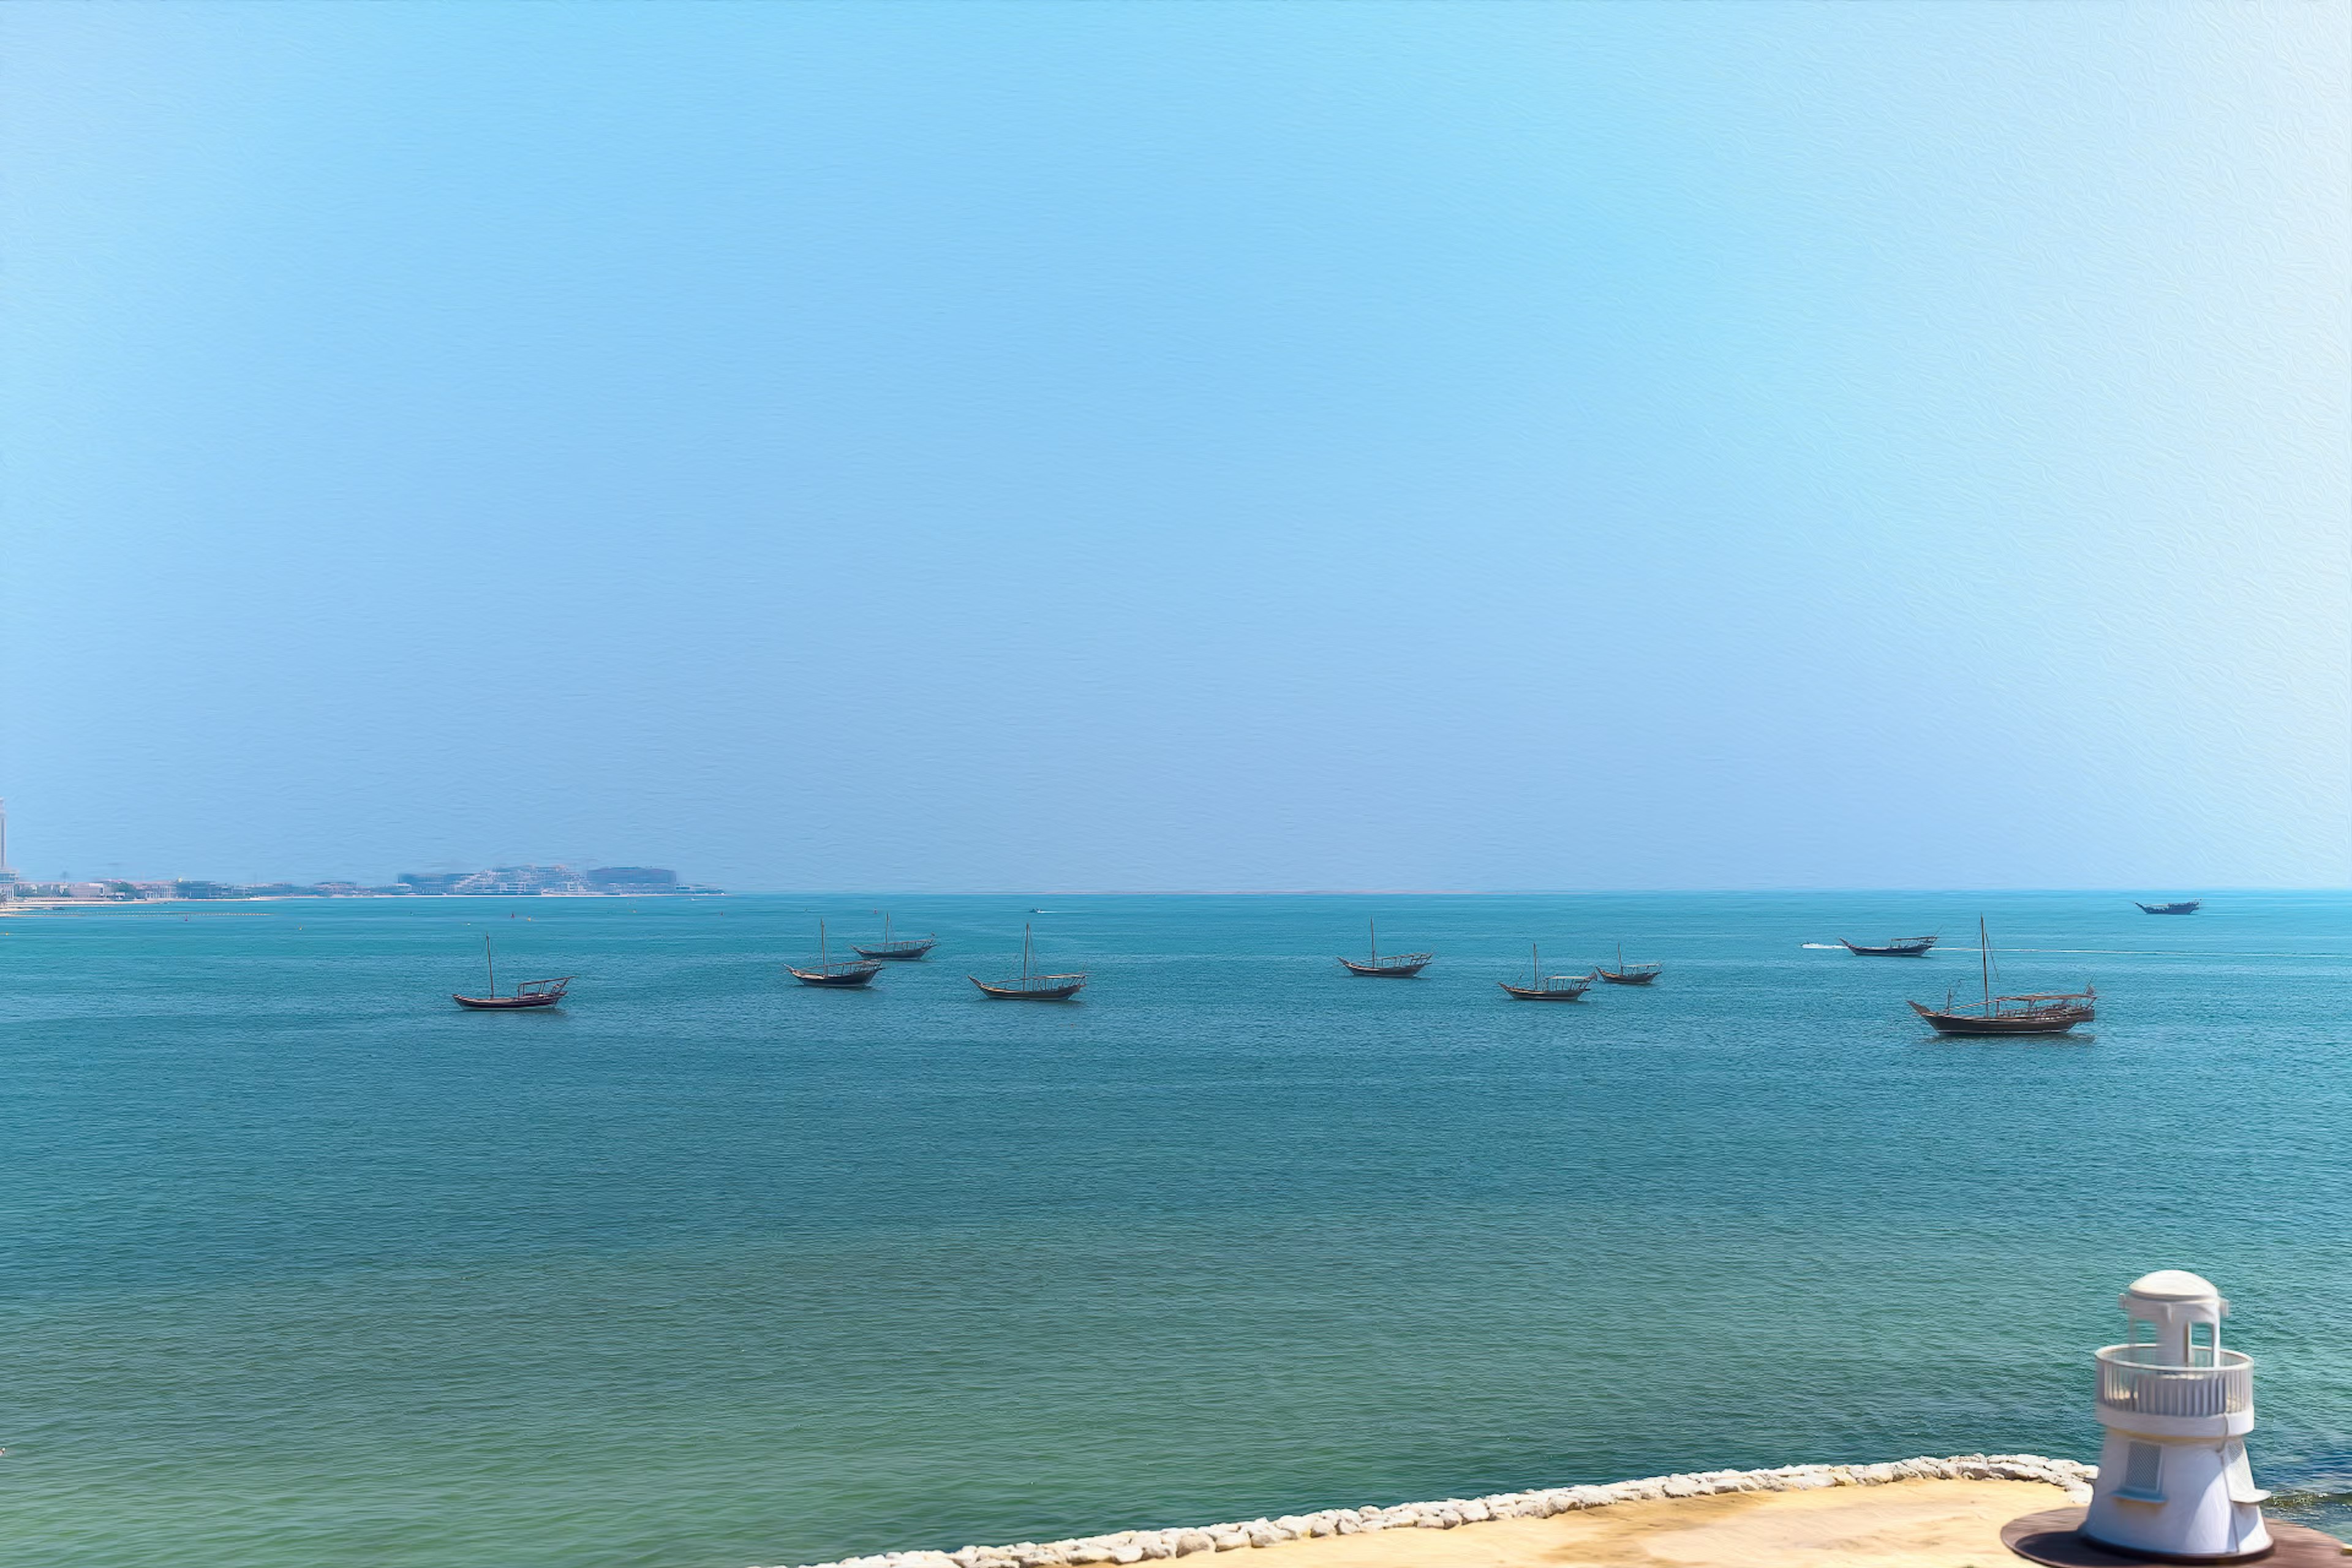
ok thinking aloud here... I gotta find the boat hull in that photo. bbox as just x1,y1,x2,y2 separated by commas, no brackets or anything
790,965,882,988
1596,969,1660,985
2135,902,2201,915
1910,1000,2093,1035
1338,957,1431,977
853,941,936,960
970,976,1085,1000
453,993,562,1009
1842,940,1937,957
1499,981,1590,1001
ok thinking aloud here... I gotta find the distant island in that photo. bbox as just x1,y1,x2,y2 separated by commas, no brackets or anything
0,864,720,905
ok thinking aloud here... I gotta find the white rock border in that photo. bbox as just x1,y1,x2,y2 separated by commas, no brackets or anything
758,1452,2097,1568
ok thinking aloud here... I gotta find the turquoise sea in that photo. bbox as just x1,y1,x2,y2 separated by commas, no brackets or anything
5,892,2349,1567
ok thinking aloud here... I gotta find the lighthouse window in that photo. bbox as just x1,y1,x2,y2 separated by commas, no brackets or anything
2190,1322,2215,1363
2121,1442,2164,1500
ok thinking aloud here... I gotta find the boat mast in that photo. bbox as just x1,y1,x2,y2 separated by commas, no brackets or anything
484,934,495,996
1980,918,1991,1012
1023,923,1032,981
1370,917,1377,965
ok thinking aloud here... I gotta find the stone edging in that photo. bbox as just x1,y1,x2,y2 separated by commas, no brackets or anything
764,1452,2098,1568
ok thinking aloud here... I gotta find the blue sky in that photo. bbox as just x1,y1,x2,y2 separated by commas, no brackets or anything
3,2,2345,891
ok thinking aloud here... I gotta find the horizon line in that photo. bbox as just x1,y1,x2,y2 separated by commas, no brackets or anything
722,885,2351,897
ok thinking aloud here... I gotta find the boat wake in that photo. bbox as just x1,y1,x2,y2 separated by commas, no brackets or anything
1800,942,1843,949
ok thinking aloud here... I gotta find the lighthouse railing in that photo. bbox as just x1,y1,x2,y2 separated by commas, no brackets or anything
2095,1344,2253,1419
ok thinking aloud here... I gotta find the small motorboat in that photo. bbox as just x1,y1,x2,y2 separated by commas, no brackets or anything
853,913,937,961
788,921,884,988
1841,935,1939,957
453,936,571,1009
1499,943,1593,1001
970,924,1085,1000
1339,918,1431,977
1910,919,2095,1035
1594,943,1662,984
2135,900,2202,915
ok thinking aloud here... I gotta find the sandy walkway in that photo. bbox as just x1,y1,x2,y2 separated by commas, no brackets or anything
1229,1477,2067,1567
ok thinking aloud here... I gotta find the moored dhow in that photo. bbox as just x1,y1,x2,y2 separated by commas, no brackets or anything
1594,943,1661,984
1338,918,1431,977
2135,899,2202,915
1842,934,1938,957
1499,943,1593,1001
853,913,937,960
970,923,1085,1000
452,935,572,1009
788,921,884,988
1910,919,2093,1035
1911,989,2095,1035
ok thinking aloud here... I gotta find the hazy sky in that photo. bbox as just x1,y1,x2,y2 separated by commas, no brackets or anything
4,2,2345,891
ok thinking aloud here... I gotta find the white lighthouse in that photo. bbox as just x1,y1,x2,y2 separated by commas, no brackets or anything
2084,1269,2269,1561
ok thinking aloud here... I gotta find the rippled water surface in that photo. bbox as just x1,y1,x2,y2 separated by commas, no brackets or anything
5,892,2349,1567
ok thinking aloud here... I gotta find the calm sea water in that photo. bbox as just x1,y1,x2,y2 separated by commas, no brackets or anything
5,892,2348,1567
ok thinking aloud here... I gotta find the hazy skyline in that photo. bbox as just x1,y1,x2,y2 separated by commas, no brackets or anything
4,3,2345,891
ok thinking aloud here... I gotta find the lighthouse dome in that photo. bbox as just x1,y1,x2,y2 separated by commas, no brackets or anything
2126,1270,2223,1303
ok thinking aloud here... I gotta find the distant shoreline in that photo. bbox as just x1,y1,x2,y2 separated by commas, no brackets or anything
0,892,727,918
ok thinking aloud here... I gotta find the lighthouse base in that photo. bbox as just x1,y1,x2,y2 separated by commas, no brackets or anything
2003,1507,2345,1567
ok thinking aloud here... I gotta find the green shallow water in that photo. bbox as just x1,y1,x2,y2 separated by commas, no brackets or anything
4,892,2349,1567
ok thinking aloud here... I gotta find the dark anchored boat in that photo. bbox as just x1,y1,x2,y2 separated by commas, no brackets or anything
788,921,884,989
1338,918,1432,978
1841,934,1939,957
2135,900,2202,916
853,913,937,961
1595,943,1662,985
452,935,573,1009
970,924,1086,1000
1910,919,2095,1036
1499,943,1594,1001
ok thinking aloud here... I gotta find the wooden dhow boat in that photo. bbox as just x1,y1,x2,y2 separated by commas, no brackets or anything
2135,900,2202,915
788,921,884,988
453,936,572,1009
1338,918,1432,977
1594,943,1662,985
970,924,1086,1000
1910,919,2094,1035
1499,943,1593,1001
1841,934,1939,957
853,913,937,961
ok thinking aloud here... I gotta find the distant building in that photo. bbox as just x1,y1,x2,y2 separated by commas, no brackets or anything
585,866,679,893
21,881,115,900
453,865,588,895
388,864,714,895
